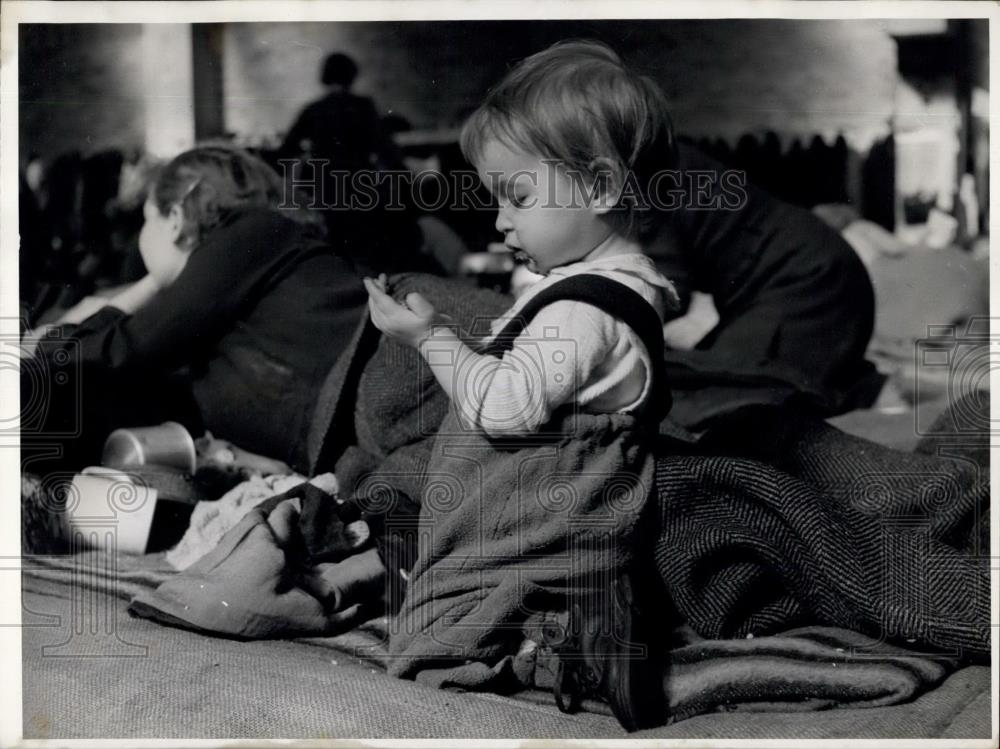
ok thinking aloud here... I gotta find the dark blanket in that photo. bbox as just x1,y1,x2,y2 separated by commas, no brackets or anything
652,413,990,660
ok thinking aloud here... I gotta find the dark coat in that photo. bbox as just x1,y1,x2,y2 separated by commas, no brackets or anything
646,143,878,430
28,208,368,471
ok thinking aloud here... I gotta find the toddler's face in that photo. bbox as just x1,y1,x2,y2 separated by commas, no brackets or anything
476,139,611,275
139,198,192,289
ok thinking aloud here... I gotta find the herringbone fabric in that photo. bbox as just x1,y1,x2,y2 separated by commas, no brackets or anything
651,404,989,660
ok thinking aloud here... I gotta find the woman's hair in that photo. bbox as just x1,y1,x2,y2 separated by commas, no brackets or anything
150,145,323,248
460,40,677,240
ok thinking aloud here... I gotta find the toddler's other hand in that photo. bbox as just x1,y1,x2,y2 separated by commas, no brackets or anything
364,278,449,348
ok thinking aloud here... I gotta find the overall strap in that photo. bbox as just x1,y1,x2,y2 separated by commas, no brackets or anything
480,273,671,421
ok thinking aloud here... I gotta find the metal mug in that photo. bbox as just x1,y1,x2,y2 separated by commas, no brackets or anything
101,421,197,474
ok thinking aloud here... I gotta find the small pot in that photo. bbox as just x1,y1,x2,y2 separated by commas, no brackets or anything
101,421,197,474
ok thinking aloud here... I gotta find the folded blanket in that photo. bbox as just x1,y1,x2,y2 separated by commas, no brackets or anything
542,626,957,724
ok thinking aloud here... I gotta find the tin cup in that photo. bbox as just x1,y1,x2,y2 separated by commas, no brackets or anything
101,421,197,474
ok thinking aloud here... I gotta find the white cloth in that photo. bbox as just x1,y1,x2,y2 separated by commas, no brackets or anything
459,253,678,436
166,472,338,570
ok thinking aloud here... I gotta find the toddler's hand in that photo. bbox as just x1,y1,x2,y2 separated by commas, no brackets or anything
364,277,450,349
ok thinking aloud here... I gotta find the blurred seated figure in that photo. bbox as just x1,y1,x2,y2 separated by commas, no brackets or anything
280,52,381,177
392,125,471,276
19,168,53,327
21,148,153,326
22,145,368,474
108,147,164,284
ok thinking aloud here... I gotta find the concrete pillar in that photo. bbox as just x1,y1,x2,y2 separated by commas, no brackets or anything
192,24,225,141
141,24,195,158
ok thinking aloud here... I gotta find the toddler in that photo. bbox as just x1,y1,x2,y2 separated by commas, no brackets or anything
366,39,679,436
364,40,680,731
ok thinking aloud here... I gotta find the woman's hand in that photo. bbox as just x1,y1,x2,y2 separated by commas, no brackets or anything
364,274,450,349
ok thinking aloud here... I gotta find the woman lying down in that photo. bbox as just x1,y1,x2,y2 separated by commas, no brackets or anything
22,145,369,475
126,43,989,734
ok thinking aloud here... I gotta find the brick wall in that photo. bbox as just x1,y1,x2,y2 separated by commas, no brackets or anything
20,20,899,159
223,19,898,152
19,24,147,161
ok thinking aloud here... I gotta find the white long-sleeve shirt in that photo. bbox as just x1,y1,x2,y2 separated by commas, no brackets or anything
454,253,678,436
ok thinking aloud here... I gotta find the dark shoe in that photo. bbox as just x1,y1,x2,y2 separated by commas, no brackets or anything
544,573,666,732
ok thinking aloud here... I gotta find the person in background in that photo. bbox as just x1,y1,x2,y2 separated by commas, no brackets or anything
22,145,368,473
280,52,382,181
649,141,879,437
279,52,429,276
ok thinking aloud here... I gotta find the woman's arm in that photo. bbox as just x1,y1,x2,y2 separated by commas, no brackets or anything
54,276,161,326
33,210,308,373
104,275,161,315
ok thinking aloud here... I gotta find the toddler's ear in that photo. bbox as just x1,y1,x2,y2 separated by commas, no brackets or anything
586,157,625,213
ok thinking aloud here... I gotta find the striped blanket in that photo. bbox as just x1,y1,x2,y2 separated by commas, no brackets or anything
22,550,960,725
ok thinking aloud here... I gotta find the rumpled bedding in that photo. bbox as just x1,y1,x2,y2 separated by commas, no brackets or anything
131,480,380,635
166,472,340,570
375,397,988,694
124,273,990,727
125,497,959,724
130,410,990,664
24,549,979,735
